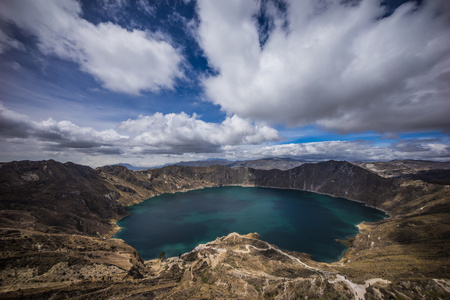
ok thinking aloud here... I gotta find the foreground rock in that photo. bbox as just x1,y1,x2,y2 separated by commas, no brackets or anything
0,159,449,299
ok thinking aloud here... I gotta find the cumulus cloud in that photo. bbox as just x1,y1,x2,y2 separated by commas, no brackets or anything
247,139,447,165
0,103,280,156
197,0,450,133
1,103,448,166
118,112,280,154
245,140,450,162
0,102,128,151
0,0,184,94
0,103,33,138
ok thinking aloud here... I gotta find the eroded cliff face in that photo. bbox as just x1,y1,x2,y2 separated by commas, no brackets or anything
97,160,447,217
0,159,449,299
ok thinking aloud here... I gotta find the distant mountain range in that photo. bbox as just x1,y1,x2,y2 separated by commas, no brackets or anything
113,163,152,171
175,157,306,170
113,157,306,171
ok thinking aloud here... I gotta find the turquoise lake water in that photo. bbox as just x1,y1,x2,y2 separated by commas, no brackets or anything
115,186,387,262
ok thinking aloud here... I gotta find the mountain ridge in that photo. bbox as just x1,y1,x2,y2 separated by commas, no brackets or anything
0,159,449,299
174,157,305,170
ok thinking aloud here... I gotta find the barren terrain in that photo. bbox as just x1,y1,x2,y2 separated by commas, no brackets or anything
0,159,449,299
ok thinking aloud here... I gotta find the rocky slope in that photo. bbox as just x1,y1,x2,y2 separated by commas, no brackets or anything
0,159,449,299
355,159,450,179
0,160,126,236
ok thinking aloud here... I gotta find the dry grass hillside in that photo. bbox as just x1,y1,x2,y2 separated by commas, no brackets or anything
0,159,449,299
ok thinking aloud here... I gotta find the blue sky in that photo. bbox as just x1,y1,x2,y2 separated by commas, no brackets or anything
0,0,449,167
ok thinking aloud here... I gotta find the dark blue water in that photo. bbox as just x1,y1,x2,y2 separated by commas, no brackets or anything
115,187,387,262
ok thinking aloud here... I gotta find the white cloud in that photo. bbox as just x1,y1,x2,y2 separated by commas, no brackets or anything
236,140,450,162
0,0,184,95
252,141,381,161
118,112,280,153
197,0,450,133
0,103,280,156
37,118,128,145
0,102,128,150
1,102,448,166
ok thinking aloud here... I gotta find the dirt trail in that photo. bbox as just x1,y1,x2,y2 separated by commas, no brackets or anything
204,233,390,300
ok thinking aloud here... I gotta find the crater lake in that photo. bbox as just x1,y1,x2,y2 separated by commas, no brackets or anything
114,186,387,262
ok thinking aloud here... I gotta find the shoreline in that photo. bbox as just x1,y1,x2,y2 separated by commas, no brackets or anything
108,184,390,264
